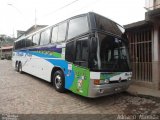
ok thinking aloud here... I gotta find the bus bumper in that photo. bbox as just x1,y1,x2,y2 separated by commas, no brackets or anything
88,80,132,98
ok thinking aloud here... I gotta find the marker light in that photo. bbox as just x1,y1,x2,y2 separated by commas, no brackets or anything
93,79,110,85
94,79,100,85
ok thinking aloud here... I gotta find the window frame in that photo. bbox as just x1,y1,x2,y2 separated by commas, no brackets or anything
25,36,33,48
51,21,68,44
32,33,40,46
74,36,90,68
51,25,58,44
57,22,68,43
65,40,75,63
39,28,51,46
67,15,90,41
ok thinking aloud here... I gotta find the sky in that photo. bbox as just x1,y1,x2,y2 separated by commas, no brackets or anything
0,0,146,37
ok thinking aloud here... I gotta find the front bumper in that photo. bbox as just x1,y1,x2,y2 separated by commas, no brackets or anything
88,80,132,98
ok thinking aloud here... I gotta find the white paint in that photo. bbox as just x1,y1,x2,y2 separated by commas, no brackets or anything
109,72,132,81
90,72,100,79
13,52,54,82
68,64,72,70
90,71,132,81
152,25,159,61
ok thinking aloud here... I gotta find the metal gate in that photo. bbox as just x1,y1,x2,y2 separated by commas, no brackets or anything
127,27,152,82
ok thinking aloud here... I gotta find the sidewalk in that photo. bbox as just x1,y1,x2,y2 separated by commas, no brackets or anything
127,84,160,98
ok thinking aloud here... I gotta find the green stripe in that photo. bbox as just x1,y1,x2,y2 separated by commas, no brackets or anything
52,52,61,58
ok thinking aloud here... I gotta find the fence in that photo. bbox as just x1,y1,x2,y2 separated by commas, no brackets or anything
127,27,152,82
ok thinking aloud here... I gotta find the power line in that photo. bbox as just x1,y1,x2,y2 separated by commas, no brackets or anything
40,0,80,19
72,0,102,15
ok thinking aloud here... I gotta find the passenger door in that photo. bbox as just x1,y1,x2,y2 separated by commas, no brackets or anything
65,36,89,68
74,37,89,68
65,36,90,96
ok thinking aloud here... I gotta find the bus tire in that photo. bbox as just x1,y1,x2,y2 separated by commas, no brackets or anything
53,70,65,93
18,62,23,74
15,62,19,71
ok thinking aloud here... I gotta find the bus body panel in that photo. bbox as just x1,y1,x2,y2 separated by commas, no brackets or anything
12,12,132,98
12,46,91,97
88,72,132,98
12,47,132,98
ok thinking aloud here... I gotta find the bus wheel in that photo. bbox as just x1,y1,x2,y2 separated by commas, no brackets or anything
18,62,23,74
15,62,18,71
53,70,65,93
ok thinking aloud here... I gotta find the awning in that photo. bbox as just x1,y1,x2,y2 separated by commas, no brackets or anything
0,46,13,50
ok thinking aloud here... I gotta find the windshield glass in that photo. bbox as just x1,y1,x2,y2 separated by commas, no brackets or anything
90,33,131,72
95,14,125,37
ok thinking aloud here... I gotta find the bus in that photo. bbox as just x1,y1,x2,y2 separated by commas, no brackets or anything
12,12,132,98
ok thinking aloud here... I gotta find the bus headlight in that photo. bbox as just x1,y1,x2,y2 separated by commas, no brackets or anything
93,79,100,85
93,79,109,85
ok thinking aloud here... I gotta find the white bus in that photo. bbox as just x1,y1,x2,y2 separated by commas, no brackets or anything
12,12,132,98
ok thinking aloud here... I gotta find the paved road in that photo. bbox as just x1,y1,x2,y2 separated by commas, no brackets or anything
0,60,160,114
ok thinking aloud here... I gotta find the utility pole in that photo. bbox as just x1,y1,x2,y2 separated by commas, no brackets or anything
0,39,2,59
35,8,37,28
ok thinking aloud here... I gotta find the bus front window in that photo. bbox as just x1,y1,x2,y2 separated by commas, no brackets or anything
91,33,131,72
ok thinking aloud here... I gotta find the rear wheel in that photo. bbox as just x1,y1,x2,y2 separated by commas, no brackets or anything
53,70,65,93
15,62,18,71
18,62,23,74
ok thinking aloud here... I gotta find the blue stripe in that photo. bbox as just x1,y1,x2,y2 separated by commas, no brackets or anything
16,50,74,89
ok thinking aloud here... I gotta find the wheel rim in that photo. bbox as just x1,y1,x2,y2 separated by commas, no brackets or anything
55,75,62,89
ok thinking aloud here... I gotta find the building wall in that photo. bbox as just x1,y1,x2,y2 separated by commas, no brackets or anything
125,0,160,90
145,0,160,10
152,24,160,90
126,23,160,90
145,0,154,10
1,48,12,60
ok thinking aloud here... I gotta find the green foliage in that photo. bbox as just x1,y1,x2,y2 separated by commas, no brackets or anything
0,35,14,47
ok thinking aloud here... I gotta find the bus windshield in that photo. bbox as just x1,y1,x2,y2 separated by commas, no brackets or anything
91,33,131,72
95,14,125,37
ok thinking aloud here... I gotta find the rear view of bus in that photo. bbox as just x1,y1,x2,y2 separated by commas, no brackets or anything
65,13,132,98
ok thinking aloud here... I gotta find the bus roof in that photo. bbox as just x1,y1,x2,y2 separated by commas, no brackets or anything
15,12,124,42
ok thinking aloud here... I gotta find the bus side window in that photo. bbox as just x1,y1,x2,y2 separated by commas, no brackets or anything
57,22,67,42
15,41,18,49
67,16,89,40
51,26,58,43
14,42,17,50
65,41,75,62
17,41,20,49
26,36,33,47
33,33,40,46
40,29,51,45
21,39,26,48
51,22,67,43
18,40,23,49
75,39,89,67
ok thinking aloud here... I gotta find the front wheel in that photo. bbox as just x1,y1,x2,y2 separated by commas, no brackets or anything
53,70,65,93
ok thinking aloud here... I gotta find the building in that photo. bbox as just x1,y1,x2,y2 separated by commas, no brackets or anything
0,25,47,60
124,0,160,90
0,35,15,59
0,46,13,60
17,30,25,38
